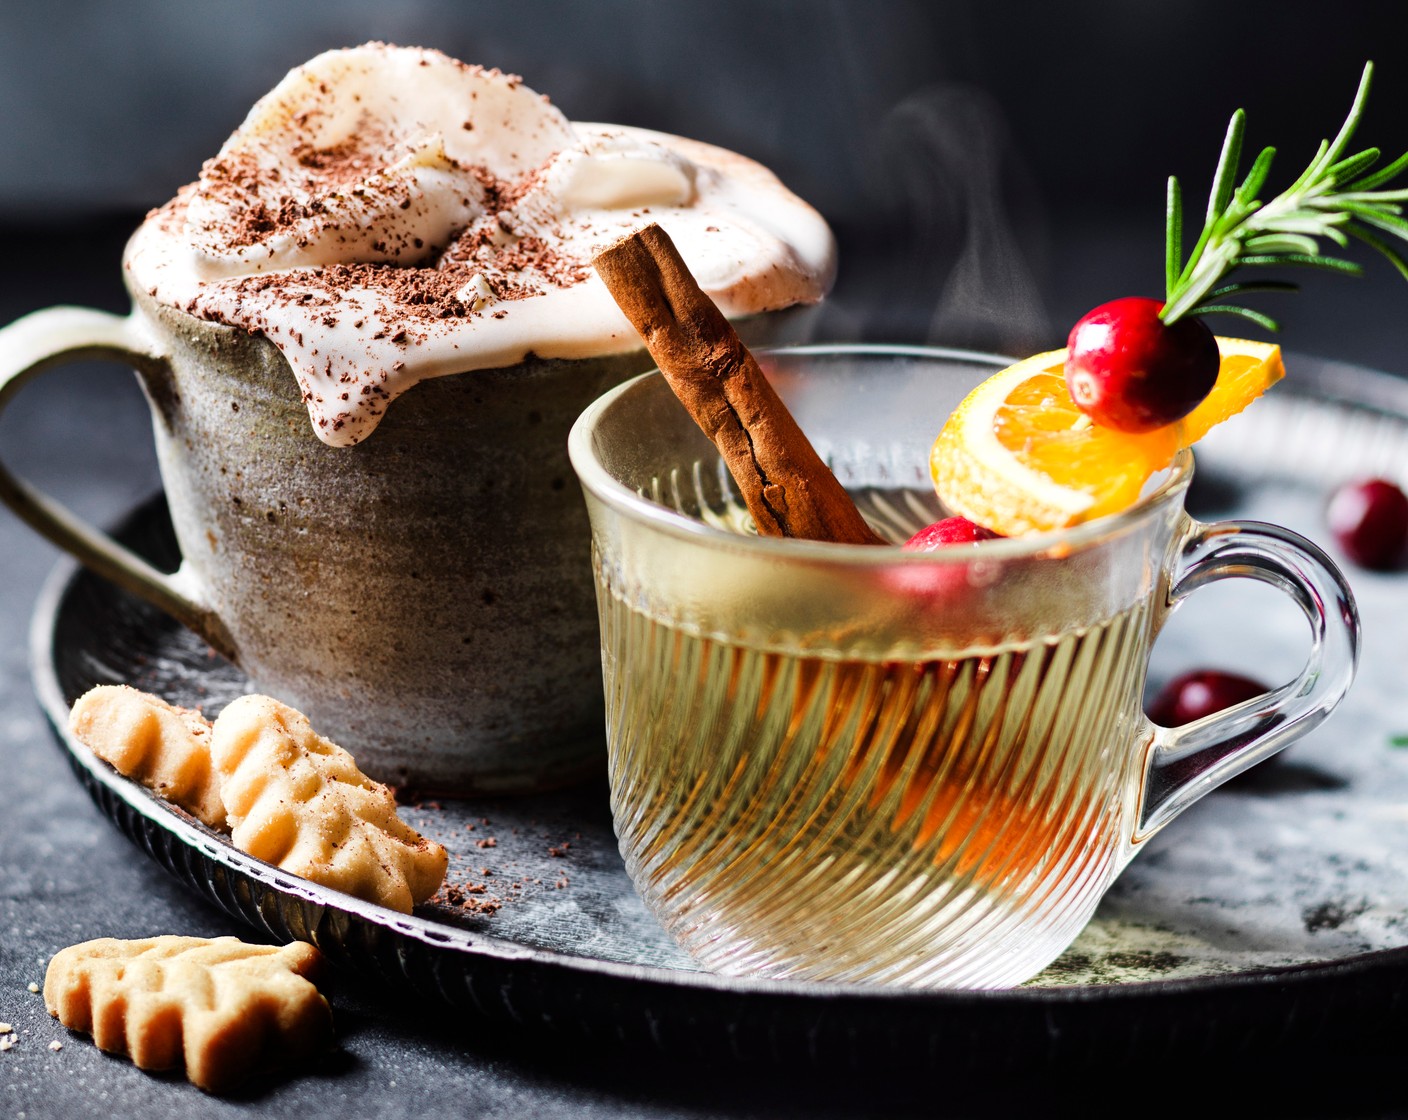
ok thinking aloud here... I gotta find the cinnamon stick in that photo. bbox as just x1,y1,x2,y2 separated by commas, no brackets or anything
593,224,885,546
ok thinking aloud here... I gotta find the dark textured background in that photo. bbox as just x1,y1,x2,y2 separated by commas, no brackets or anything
2,1,1406,361
4,4,1408,1115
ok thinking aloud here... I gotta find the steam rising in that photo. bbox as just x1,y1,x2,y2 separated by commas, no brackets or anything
877,85,1052,356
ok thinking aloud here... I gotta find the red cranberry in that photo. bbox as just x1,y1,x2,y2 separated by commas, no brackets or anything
1147,670,1268,726
1064,297,1220,433
887,517,1001,598
904,516,1000,551
1327,478,1408,570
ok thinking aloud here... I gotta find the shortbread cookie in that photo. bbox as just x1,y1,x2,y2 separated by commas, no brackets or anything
211,695,448,913
69,685,225,829
44,935,330,1093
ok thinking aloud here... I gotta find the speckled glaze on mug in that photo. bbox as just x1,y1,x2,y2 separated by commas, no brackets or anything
0,268,801,792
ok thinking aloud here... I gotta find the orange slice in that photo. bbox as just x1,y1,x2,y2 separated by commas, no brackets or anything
930,337,1284,536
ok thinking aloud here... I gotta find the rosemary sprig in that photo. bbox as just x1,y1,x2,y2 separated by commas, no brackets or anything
1162,62,1408,328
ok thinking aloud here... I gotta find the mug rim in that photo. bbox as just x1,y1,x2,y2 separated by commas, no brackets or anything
568,342,1194,563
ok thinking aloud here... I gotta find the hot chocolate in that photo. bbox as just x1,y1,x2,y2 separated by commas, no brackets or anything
0,43,836,791
125,43,835,446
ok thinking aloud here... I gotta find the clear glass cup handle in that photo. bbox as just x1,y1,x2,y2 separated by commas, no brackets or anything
1136,517,1360,839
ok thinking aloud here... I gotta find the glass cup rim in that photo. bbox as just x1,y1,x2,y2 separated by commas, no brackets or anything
568,342,1194,564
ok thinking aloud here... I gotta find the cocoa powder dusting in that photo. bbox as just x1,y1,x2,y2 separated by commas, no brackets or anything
418,810,580,923
205,170,591,337
440,883,502,916
191,107,589,315
185,69,591,316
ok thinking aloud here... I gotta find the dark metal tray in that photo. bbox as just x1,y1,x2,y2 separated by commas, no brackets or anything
31,353,1408,1069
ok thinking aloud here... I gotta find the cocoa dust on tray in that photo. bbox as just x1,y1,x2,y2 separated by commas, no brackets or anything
414,810,580,920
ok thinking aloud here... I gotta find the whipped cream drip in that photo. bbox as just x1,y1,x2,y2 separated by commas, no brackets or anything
126,44,835,446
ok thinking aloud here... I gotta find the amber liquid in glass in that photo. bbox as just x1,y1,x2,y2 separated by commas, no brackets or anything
600,584,1152,988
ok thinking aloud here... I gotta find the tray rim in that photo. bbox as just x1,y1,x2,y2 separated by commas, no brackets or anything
28,345,1408,1041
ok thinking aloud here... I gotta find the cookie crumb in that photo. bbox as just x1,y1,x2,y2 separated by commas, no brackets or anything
0,1035,15,1052
0,1022,12,1033
27,982,39,993
48,1040,62,1052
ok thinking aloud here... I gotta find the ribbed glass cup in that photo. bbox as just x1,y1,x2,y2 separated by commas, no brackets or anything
569,345,1358,989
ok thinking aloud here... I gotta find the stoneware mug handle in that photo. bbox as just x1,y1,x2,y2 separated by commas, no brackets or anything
0,306,234,659
1136,517,1360,839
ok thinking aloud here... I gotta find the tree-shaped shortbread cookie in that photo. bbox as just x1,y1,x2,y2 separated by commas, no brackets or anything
44,935,331,1092
69,685,226,829
211,695,448,913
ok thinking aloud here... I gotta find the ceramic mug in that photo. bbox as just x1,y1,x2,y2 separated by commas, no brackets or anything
0,272,798,793
569,344,1360,988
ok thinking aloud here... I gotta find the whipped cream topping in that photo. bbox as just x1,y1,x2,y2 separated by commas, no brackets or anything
126,44,836,445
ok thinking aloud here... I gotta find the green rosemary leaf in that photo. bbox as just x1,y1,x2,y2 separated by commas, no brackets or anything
1208,280,1299,298
1348,224,1408,281
1166,239,1243,321
1286,140,1331,197
1174,220,1218,294
1341,202,1408,239
1243,234,1323,255
1340,200,1404,218
1238,253,1363,274
1166,176,1183,295
1187,304,1281,331
1325,63,1375,162
1350,150,1408,191
1284,65,1372,192
1262,215,1351,236
1329,147,1381,184
1235,146,1277,204
1260,206,1328,222
1342,188,1408,203
1208,109,1246,221
1339,196,1405,215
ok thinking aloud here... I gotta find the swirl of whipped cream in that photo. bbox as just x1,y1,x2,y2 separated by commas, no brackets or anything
126,44,835,446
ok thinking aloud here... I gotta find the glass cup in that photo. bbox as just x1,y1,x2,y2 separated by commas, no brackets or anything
568,344,1359,989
